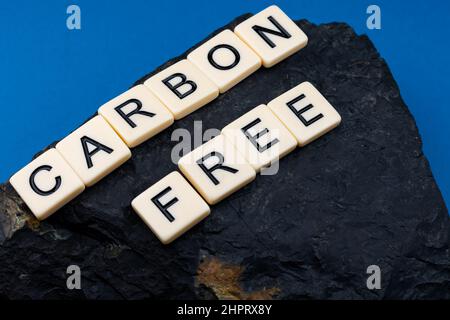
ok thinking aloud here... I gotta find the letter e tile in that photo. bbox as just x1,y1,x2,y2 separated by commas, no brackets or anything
222,104,297,171
268,82,341,146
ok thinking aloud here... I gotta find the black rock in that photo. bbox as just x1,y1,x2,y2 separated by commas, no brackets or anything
1,15,449,300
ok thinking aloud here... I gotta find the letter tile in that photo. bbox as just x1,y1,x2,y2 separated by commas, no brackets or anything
131,171,210,244
9,149,85,220
268,82,341,146
234,5,308,68
56,115,131,187
144,59,219,120
178,135,256,205
187,30,261,93
222,104,296,171
98,84,174,148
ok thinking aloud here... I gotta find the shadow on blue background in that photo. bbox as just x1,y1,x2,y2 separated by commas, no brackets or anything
0,0,449,208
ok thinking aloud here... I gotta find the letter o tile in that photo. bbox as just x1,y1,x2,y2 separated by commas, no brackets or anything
187,30,262,93
222,104,297,171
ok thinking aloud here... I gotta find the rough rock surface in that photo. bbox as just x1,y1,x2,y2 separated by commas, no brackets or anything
0,15,449,300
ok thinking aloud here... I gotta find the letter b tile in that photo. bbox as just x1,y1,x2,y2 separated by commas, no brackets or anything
144,59,219,120
9,148,85,220
131,171,210,244
178,135,256,205
56,115,131,187
98,84,174,148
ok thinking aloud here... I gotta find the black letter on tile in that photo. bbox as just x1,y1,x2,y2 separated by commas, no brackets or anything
197,151,238,185
80,136,114,169
151,186,178,222
207,44,241,70
241,118,279,152
286,94,323,126
29,165,62,196
115,99,155,128
252,16,291,48
162,73,197,99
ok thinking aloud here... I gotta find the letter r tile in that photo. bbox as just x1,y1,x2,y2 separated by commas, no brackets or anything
178,135,256,205
131,171,210,244
144,59,219,120
98,84,174,148
9,148,85,220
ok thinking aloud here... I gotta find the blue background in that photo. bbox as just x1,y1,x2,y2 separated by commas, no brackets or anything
1,0,449,208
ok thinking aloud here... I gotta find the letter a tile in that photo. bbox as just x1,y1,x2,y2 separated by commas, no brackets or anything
56,115,131,187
